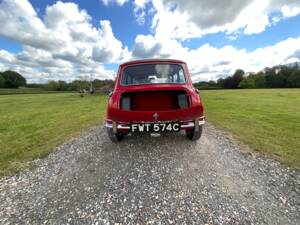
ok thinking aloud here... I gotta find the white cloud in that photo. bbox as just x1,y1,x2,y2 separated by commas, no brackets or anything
0,48,115,83
281,5,300,17
91,20,123,63
151,0,202,41
101,0,129,6
191,37,300,81
44,1,91,29
0,0,60,51
138,0,300,40
132,35,162,58
129,0,300,82
1,0,300,83
132,34,300,81
76,63,116,80
17,47,73,68
0,50,15,64
0,0,127,82
162,0,252,30
134,0,150,8
133,0,151,25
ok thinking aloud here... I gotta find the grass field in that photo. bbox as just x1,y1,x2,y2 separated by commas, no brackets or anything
0,89,299,176
201,89,300,169
0,93,107,176
0,88,68,95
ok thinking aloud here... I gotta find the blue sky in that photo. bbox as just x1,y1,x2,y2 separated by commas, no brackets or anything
0,0,300,82
30,0,151,48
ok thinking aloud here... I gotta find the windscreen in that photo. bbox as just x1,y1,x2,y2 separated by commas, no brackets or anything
121,64,186,85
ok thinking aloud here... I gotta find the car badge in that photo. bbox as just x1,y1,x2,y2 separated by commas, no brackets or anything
153,113,159,121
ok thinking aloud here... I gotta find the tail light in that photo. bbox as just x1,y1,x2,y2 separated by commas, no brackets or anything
121,96,131,110
178,93,188,109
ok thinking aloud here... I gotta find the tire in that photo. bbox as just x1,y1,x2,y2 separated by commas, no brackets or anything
107,128,123,142
186,125,203,140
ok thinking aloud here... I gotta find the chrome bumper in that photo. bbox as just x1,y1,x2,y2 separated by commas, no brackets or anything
105,123,130,129
105,119,205,130
180,120,205,128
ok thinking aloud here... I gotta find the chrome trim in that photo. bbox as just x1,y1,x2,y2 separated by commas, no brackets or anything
180,120,205,128
105,122,113,128
117,124,130,129
199,120,205,125
105,120,205,130
180,122,195,128
105,122,130,130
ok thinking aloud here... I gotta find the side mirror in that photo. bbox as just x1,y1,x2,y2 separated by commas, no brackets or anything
108,91,113,97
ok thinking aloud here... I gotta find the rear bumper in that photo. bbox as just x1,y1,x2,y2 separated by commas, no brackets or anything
105,117,205,131
107,105,204,123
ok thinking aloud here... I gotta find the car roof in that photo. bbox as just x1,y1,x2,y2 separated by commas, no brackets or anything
120,59,186,67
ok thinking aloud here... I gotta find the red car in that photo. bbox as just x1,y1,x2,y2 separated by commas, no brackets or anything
105,59,205,142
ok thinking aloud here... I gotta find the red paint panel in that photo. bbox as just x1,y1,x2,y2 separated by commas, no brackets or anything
106,59,204,124
129,91,181,111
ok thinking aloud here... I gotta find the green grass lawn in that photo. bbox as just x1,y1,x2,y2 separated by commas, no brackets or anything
201,89,300,169
1,89,299,176
0,88,69,95
0,93,107,176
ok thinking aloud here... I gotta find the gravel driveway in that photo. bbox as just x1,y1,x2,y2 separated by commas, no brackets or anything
0,124,299,224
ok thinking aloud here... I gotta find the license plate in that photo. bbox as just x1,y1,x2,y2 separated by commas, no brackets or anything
130,122,180,133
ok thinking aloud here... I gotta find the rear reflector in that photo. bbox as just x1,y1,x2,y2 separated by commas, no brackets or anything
121,96,131,110
178,94,188,108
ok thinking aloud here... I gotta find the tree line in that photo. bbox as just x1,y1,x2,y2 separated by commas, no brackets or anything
27,79,114,92
194,64,300,89
0,70,114,92
2,63,300,91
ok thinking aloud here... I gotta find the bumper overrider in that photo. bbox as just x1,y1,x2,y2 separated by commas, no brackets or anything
105,116,205,133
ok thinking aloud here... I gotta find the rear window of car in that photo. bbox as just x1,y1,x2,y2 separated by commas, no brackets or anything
121,64,186,85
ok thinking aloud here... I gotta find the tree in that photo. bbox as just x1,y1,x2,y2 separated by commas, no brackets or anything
264,67,275,88
239,77,255,88
287,70,300,87
44,80,69,91
68,80,89,91
93,79,115,89
251,72,266,88
57,80,68,91
276,66,291,88
231,69,245,88
26,83,46,88
217,78,225,87
0,72,5,88
2,70,26,88
220,69,244,89
265,66,289,88
194,80,220,89
222,77,234,88
45,80,59,91
68,80,81,91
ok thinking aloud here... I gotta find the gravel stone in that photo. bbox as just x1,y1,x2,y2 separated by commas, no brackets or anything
0,123,299,224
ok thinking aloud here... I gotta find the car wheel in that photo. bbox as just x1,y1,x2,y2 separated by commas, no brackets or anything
107,128,123,142
186,125,203,140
